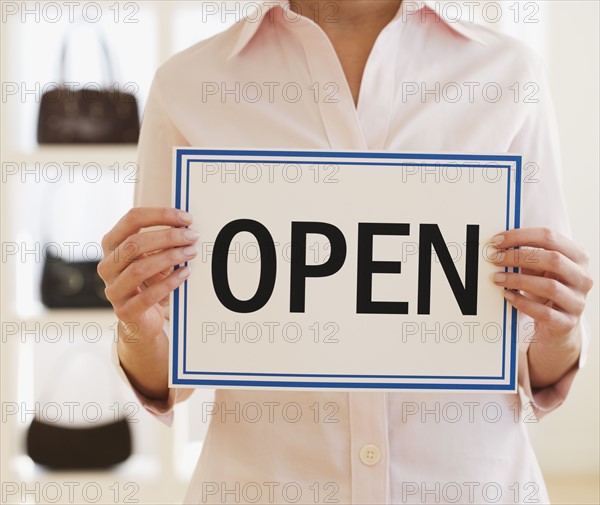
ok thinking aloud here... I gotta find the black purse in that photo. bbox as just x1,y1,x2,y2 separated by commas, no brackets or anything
41,252,111,309
27,418,132,470
37,27,139,144
25,351,132,470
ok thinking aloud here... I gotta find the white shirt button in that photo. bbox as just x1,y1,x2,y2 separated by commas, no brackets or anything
359,444,381,466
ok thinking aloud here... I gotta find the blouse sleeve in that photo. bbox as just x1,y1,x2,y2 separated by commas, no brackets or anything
510,57,590,419
112,73,194,427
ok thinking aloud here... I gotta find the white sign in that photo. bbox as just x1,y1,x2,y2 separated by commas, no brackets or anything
170,149,521,392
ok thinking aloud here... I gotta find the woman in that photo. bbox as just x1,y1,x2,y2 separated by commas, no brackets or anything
98,1,593,503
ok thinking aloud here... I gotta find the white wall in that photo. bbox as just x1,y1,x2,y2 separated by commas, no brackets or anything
527,0,600,477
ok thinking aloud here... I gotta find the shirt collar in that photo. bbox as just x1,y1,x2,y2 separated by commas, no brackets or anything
419,0,487,46
228,0,487,59
227,0,287,59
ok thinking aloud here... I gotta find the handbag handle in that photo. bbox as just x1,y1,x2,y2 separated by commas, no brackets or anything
59,24,116,86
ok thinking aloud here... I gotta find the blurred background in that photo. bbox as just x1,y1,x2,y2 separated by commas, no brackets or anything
1,1,598,503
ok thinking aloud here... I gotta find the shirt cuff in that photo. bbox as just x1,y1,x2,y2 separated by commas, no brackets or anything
518,316,590,419
111,322,193,427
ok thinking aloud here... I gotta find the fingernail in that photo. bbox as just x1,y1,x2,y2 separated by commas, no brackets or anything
184,229,201,240
491,235,504,247
177,266,191,279
493,272,506,283
504,289,516,301
493,251,505,263
179,211,193,223
183,245,198,257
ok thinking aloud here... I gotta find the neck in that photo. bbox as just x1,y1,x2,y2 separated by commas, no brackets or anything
289,0,402,33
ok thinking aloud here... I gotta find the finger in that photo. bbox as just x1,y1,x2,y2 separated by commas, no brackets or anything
100,227,200,282
141,251,176,289
491,228,589,265
492,249,589,290
142,268,178,309
503,289,577,335
118,227,201,261
143,269,171,289
105,244,198,305
116,266,191,322
101,207,193,253
492,272,585,315
520,267,545,278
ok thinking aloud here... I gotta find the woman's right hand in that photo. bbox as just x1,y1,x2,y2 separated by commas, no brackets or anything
98,207,199,343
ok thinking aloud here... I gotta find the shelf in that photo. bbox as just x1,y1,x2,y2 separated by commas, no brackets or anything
3,145,138,166
12,454,164,482
14,308,117,327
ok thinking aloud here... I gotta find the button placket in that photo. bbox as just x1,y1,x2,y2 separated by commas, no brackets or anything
287,20,368,150
356,22,402,150
349,392,390,504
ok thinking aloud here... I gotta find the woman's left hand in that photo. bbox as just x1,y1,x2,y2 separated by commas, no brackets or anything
490,227,593,350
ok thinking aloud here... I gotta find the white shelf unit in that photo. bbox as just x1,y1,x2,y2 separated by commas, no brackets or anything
0,2,236,502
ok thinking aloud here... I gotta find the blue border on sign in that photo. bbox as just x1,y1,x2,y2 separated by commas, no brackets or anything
172,149,521,390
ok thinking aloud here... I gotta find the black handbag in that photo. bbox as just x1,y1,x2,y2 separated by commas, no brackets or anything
26,418,132,470
37,27,139,144
26,350,132,470
41,253,111,309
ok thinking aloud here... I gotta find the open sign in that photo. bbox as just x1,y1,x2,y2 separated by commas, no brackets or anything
171,149,521,391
